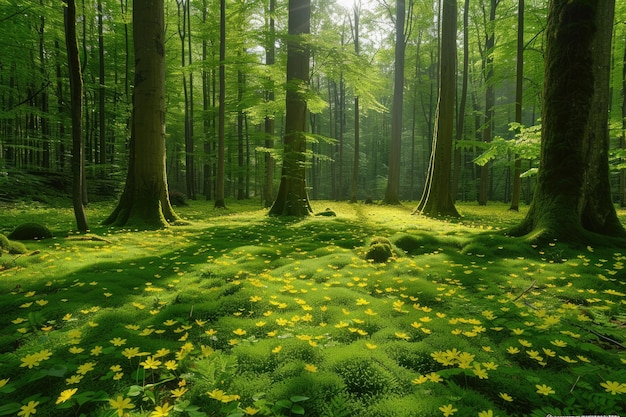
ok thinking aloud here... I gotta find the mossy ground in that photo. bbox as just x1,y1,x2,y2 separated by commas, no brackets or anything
0,200,624,417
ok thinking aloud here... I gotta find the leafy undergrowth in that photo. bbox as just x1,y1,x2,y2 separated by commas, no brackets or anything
0,200,625,417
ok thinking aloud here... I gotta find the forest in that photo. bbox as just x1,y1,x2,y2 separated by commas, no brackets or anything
1,0,626,416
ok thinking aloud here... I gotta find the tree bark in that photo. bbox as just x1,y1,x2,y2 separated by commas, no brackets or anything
509,0,524,211
452,0,470,203
510,0,624,244
263,0,276,208
268,0,312,216
478,0,497,206
215,0,227,208
64,0,89,232
415,0,459,218
382,0,405,205
103,0,178,228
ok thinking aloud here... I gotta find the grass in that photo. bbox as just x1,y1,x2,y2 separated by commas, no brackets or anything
0,200,625,417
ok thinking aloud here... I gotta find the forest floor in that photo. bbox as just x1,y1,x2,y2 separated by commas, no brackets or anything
0,200,625,417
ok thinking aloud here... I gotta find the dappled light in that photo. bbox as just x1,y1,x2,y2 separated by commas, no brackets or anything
1,201,624,416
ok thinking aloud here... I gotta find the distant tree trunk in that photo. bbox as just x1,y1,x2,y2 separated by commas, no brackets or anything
237,66,246,200
452,0,469,202
64,0,89,232
38,2,50,170
215,0,227,208
509,0,524,211
621,32,626,208
201,2,212,200
187,0,195,200
263,0,276,207
383,0,405,205
350,4,360,204
415,0,459,218
97,0,106,167
510,0,624,244
478,0,498,206
269,0,312,216
103,0,179,228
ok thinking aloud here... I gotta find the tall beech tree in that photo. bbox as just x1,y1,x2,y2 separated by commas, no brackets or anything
104,0,179,227
414,0,459,218
382,0,406,205
510,0,624,243
64,0,89,232
269,0,312,216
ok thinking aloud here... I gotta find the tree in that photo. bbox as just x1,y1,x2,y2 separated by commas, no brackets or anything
478,0,499,206
382,0,406,205
215,0,227,208
510,0,624,243
508,0,524,211
350,2,360,204
269,0,312,216
64,0,89,232
103,0,179,228
263,0,276,208
414,0,459,218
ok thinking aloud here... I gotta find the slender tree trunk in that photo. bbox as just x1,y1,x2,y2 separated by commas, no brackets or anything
187,0,195,200
478,0,497,206
38,2,50,170
621,30,626,207
263,0,276,207
237,66,245,200
269,0,312,216
64,0,89,232
415,0,459,218
215,0,227,208
383,0,405,205
452,0,469,202
97,0,106,167
509,0,524,211
350,4,360,204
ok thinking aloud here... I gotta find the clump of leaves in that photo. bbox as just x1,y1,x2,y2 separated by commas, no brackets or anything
8,222,52,240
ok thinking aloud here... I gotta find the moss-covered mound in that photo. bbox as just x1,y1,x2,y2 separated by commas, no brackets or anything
8,222,53,240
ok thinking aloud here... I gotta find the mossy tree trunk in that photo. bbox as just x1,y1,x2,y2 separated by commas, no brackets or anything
510,0,624,244
64,0,88,232
103,0,178,228
268,0,312,217
414,0,459,218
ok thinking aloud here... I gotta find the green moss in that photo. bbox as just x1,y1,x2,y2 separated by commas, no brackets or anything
365,243,393,263
8,222,53,240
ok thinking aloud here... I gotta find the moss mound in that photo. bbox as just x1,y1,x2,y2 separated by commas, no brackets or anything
8,222,53,240
364,236,394,263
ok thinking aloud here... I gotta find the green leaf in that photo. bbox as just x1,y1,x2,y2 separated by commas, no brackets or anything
127,385,143,397
291,404,306,414
275,399,292,409
290,396,309,403
0,402,21,416
45,364,68,378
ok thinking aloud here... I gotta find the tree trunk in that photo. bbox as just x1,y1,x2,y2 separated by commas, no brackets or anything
579,0,623,236
415,0,459,218
383,0,405,205
215,0,227,208
350,4,360,204
103,0,178,228
510,0,624,244
65,0,89,232
478,0,497,206
621,29,626,208
452,0,469,203
263,0,276,208
509,0,524,211
268,0,312,216
97,0,106,167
